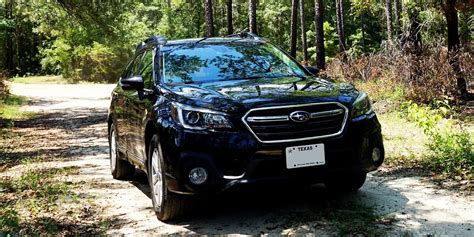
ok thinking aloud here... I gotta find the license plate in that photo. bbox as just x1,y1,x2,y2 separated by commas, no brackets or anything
285,144,325,169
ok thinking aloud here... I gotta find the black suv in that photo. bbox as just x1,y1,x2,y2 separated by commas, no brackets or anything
107,34,384,221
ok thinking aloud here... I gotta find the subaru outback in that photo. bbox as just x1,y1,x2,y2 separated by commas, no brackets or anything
107,33,384,221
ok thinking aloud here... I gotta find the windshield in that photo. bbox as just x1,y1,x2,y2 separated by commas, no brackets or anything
162,42,308,85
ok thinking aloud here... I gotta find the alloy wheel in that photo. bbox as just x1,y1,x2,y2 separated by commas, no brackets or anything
151,148,163,208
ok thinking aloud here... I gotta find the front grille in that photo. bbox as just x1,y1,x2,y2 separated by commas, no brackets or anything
242,103,348,143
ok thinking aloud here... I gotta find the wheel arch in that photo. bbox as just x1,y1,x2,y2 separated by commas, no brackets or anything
144,121,158,171
107,115,113,140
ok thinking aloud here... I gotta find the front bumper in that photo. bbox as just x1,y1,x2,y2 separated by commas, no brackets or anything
159,112,384,195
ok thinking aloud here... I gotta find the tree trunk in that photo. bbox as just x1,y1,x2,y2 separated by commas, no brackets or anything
443,0,460,52
394,0,401,37
299,0,309,64
314,0,325,69
361,12,366,52
290,0,298,57
335,0,346,56
386,0,393,43
204,0,215,37
4,0,14,74
226,0,233,35
442,0,468,98
249,0,257,34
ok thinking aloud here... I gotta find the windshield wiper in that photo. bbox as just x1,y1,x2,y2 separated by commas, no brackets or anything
192,37,209,46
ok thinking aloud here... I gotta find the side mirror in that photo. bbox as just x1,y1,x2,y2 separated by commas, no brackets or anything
120,76,144,91
305,66,320,75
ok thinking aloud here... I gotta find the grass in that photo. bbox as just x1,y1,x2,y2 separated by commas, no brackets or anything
10,75,108,84
0,165,108,235
378,112,428,167
351,78,407,103
11,75,67,84
0,94,35,128
0,166,79,233
322,202,395,236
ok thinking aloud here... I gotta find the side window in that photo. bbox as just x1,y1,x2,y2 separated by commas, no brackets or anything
139,50,153,89
123,52,145,79
131,52,145,77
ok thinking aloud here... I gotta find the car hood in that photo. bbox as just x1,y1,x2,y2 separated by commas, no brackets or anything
165,77,360,114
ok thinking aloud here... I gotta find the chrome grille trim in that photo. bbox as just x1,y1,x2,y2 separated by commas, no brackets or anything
246,115,289,123
241,102,349,144
310,108,344,118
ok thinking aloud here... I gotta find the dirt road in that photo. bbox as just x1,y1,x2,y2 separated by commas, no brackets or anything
7,83,474,235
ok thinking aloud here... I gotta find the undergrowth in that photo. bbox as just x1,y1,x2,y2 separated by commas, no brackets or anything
400,101,473,179
0,94,34,129
0,166,106,234
326,45,472,104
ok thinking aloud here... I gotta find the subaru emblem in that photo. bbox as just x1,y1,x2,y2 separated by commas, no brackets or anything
289,111,310,122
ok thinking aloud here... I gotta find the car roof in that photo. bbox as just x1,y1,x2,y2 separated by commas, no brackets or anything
165,37,263,46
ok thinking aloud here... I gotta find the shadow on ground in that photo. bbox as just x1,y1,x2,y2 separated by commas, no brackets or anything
106,171,407,235
0,99,108,170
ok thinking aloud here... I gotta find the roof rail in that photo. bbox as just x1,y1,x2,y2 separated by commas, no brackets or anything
226,30,263,41
135,35,167,52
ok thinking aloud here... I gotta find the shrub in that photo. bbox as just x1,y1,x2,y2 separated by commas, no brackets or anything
326,43,472,104
0,71,9,100
69,43,128,83
41,41,130,83
401,101,474,178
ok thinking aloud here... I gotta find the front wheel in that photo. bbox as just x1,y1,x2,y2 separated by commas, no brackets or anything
324,172,367,193
148,135,190,221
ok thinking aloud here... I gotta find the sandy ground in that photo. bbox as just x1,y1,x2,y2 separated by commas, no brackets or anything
6,83,474,236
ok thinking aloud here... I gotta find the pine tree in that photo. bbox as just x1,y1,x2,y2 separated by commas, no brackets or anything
386,0,393,43
290,0,298,57
204,0,215,37
249,0,257,34
314,0,325,68
335,0,346,55
226,0,233,35
299,0,309,64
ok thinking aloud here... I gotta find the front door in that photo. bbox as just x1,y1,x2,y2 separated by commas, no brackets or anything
127,49,155,164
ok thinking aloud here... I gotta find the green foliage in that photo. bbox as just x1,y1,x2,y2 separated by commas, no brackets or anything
0,72,9,100
307,22,338,62
0,206,19,230
0,0,471,83
401,101,474,178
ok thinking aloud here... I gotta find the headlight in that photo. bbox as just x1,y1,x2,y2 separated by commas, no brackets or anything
352,92,373,117
171,103,233,130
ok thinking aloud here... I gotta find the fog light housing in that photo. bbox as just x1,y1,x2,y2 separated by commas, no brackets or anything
372,147,381,162
188,167,208,185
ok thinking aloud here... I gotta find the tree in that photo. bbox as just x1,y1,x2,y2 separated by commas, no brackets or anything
299,0,309,64
226,0,233,35
290,0,298,57
335,0,346,56
314,0,325,69
394,0,402,36
386,0,393,43
204,0,215,37
249,0,257,34
4,0,14,74
442,0,468,97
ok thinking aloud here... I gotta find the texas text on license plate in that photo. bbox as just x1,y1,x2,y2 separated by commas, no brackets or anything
285,143,325,169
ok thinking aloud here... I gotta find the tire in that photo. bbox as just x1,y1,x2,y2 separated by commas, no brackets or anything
148,134,190,221
324,171,367,193
109,125,135,180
